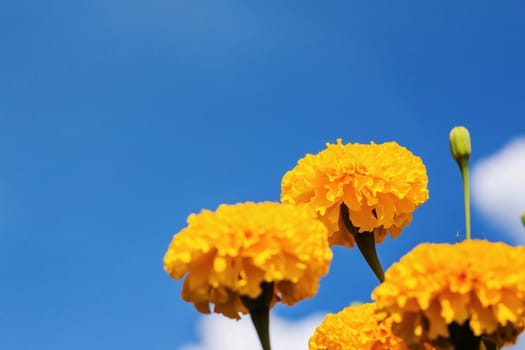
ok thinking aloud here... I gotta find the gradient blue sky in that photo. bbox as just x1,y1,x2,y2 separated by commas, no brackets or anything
1,1,524,349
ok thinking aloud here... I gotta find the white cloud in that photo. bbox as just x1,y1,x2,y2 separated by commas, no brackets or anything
471,137,525,349
179,309,525,350
472,137,525,245
179,312,324,350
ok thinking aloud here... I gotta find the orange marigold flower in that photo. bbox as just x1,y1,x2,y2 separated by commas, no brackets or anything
372,240,525,348
163,202,332,319
309,303,422,350
281,139,429,247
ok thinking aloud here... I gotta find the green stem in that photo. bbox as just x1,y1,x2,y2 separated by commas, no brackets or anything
340,203,385,282
460,160,471,240
249,307,271,350
448,322,481,350
241,282,273,350
482,339,498,350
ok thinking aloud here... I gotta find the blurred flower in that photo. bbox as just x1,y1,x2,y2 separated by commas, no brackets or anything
281,139,428,247
163,202,332,319
372,240,525,348
309,303,415,350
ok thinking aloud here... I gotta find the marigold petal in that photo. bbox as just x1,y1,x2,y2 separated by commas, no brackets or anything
164,202,332,319
309,303,434,350
373,240,525,348
281,139,428,247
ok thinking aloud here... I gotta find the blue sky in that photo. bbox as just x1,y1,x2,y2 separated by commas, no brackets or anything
1,1,524,349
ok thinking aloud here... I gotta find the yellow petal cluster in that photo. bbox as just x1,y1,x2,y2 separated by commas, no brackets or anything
281,139,429,247
163,202,332,319
372,240,525,348
309,303,413,350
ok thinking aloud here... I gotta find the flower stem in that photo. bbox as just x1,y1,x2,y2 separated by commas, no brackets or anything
482,339,498,350
340,203,385,282
448,322,481,350
241,282,274,350
459,160,471,240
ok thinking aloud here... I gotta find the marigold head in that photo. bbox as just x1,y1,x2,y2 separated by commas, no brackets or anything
372,240,525,348
163,202,332,319
281,139,429,247
309,303,418,350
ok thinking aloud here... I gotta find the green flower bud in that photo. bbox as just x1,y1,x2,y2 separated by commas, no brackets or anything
521,213,525,227
450,126,471,166
449,126,472,240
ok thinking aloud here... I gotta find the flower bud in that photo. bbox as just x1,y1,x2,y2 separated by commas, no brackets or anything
450,126,471,166
521,213,525,227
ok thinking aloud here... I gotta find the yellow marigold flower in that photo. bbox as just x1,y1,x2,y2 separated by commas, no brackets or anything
281,139,429,247
372,240,525,348
163,202,332,319
309,303,419,350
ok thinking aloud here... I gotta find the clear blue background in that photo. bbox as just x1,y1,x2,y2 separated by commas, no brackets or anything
1,1,524,349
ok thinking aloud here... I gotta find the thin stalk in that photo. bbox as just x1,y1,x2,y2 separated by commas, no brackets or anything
460,161,471,240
